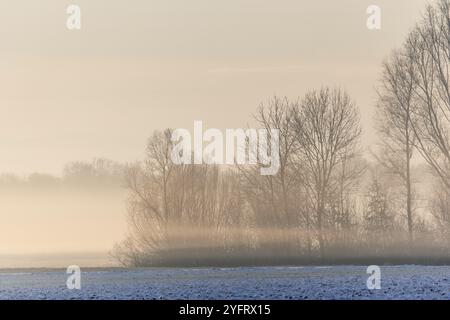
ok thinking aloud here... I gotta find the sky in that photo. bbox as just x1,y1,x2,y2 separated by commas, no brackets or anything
0,0,429,175
0,0,434,261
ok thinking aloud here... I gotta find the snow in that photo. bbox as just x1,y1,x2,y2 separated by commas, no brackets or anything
0,265,449,300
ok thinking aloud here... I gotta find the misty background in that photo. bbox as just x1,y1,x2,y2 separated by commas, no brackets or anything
0,0,434,267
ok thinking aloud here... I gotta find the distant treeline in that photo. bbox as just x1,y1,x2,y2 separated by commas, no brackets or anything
0,158,125,189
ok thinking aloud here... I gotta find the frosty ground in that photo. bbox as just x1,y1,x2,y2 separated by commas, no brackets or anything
0,265,449,300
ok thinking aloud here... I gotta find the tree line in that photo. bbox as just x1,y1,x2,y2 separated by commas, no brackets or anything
113,0,449,266
0,158,124,189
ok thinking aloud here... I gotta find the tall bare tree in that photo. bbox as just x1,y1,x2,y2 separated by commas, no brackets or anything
376,48,417,244
254,97,299,226
407,0,450,187
292,87,361,258
239,96,302,254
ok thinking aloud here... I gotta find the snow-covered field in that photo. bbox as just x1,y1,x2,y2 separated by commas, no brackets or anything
0,266,449,300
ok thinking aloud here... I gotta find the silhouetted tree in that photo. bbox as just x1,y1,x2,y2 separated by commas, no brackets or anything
376,47,417,244
292,87,361,258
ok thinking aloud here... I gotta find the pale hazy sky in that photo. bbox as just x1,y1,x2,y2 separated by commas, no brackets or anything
0,0,430,175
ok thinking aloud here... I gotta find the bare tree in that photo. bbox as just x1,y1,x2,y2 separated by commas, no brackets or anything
326,152,365,251
376,48,417,244
237,96,308,257
407,0,450,187
253,96,298,227
292,87,361,258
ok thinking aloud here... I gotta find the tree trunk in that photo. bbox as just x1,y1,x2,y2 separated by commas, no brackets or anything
406,139,413,246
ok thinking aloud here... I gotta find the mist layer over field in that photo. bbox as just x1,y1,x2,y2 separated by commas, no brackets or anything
0,161,127,265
